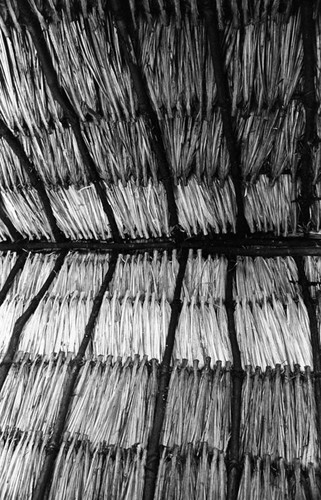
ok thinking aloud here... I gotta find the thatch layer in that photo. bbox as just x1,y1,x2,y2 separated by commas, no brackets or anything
0,357,319,497
0,0,316,242
0,251,316,369
240,365,319,467
0,0,319,497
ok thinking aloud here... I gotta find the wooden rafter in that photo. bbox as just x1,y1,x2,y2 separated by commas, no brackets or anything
295,257,321,450
143,248,188,500
201,0,249,235
32,252,118,500
109,0,184,241
0,120,64,242
0,250,67,392
225,258,243,500
0,251,27,307
300,0,317,231
0,194,23,241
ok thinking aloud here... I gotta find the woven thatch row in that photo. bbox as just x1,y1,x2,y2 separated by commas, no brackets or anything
0,19,304,183
0,3,311,187
1,433,319,500
0,101,307,189
155,446,227,499
139,8,303,113
0,174,299,241
240,366,318,467
235,256,298,302
0,355,157,448
0,0,318,243
50,441,146,500
0,253,319,368
0,0,296,27
0,431,146,499
0,356,317,462
235,297,311,367
237,455,320,499
0,251,316,368
0,2,304,122
0,357,319,497
0,106,307,187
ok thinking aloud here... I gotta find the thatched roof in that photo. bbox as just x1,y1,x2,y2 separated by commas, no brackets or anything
0,0,321,498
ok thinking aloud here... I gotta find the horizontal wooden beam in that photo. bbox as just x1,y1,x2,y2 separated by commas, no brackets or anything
1,234,321,255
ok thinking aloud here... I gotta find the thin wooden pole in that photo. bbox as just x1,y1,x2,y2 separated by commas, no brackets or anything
0,250,67,392
300,0,317,231
226,257,243,500
109,0,183,241
0,252,28,307
0,120,64,242
32,252,118,500
143,248,188,500
295,256,321,452
201,0,249,235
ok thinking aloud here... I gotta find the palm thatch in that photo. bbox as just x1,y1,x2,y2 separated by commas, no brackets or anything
0,0,320,499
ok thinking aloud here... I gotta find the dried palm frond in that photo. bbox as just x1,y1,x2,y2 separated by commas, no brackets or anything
43,10,136,123
161,361,231,453
0,251,18,287
279,10,303,106
183,251,227,303
270,102,304,179
93,289,170,361
48,185,112,240
8,252,57,299
0,353,69,434
175,296,231,367
83,118,157,185
244,174,298,235
19,292,93,356
155,445,226,500
0,430,47,500
66,357,157,449
139,16,207,118
177,176,236,235
238,103,303,181
49,251,110,298
109,251,178,302
105,179,170,239
161,115,201,181
196,114,230,181
0,187,53,240
240,365,319,466
240,9,302,110
235,290,312,368
237,110,279,179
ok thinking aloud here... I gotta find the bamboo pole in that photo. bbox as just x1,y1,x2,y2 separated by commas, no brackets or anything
16,0,121,243
0,119,64,242
0,251,27,307
143,248,188,500
300,0,317,231
32,252,118,500
226,257,243,500
295,256,321,455
201,0,249,235
0,250,66,392
109,0,182,241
